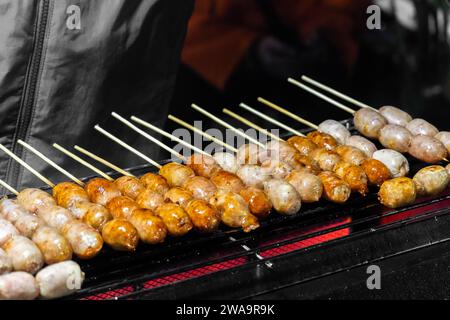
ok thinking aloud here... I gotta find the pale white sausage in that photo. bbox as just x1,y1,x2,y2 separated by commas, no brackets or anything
373,149,410,178
0,272,40,300
36,261,85,299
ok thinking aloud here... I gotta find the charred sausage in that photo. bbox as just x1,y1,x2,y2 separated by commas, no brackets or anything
287,136,318,157
306,131,338,150
239,186,272,219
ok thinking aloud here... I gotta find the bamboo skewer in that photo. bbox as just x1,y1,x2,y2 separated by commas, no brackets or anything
18,140,85,186
239,103,305,137
0,178,19,196
301,75,375,110
287,78,357,115
112,112,188,160
0,143,56,188
94,125,162,170
74,145,135,178
130,115,209,156
257,97,319,130
222,108,284,142
168,115,238,153
53,143,115,181
191,104,266,148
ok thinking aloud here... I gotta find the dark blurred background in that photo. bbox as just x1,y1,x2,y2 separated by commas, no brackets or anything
164,0,449,154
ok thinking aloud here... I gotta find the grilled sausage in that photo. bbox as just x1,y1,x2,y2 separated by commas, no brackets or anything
334,145,368,166
237,165,271,189
101,219,139,251
334,161,369,196
285,170,323,203
186,154,222,178
79,203,112,231
164,187,193,208
0,272,40,300
354,108,387,139
239,186,272,219
262,141,300,166
128,209,167,245
114,176,145,200
345,135,377,158
17,189,56,214
287,136,318,157
182,176,217,202
260,159,293,179
61,220,103,260
379,124,412,153
53,182,89,208
379,177,416,208
106,196,139,220
379,106,412,127
159,162,195,187
184,199,221,233
406,118,439,137
213,152,240,174
32,226,73,265
140,173,170,195
360,159,392,187
413,165,449,197
293,154,321,175
309,148,341,171
318,172,351,204
135,189,165,211
3,235,43,274
373,149,410,178
263,179,302,215
318,120,351,145
36,261,85,299
0,218,19,246
155,203,193,237
409,135,448,164
209,189,259,232
435,132,450,154
237,143,261,165
306,131,338,150
210,171,245,193
85,178,122,206
0,248,11,275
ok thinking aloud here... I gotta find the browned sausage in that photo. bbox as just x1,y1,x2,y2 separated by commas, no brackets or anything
309,148,341,171
318,172,351,204
135,189,165,211
155,203,193,237
210,171,245,193
186,153,222,178
114,176,145,200
182,176,217,202
379,177,416,208
287,136,318,157
334,145,368,166
128,209,167,245
53,182,89,208
360,159,392,187
101,219,139,251
159,163,195,187
184,199,221,233
85,178,122,206
239,186,272,219
306,131,338,150
106,196,140,220
140,173,170,195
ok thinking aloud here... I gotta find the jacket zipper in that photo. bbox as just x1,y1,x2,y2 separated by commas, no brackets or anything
7,0,51,187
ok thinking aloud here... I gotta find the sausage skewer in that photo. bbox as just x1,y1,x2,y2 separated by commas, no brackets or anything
19,141,139,252
53,144,172,241
0,144,103,259
105,115,261,229
288,77,448,163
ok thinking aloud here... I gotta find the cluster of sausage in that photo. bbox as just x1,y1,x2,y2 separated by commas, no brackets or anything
316,106,449,164
0,199,84,299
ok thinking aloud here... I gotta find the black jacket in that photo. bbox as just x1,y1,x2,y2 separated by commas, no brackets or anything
0,0,194,189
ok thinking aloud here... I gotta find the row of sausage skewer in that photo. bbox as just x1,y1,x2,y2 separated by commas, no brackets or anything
0,76,449,299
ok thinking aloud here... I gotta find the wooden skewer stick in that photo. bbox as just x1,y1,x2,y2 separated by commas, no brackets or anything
0,178,19,196
94,125,162,170
239,103,306,137
168,115,238,153
222,108,284,142
0,143,56,188
257,97,319,130
53,143,114,181
130,115,209,157
301,75,375,110
74,145,135,178
191,104,266,148
18,140,85,187
112,112,188,160
287,78,357,115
